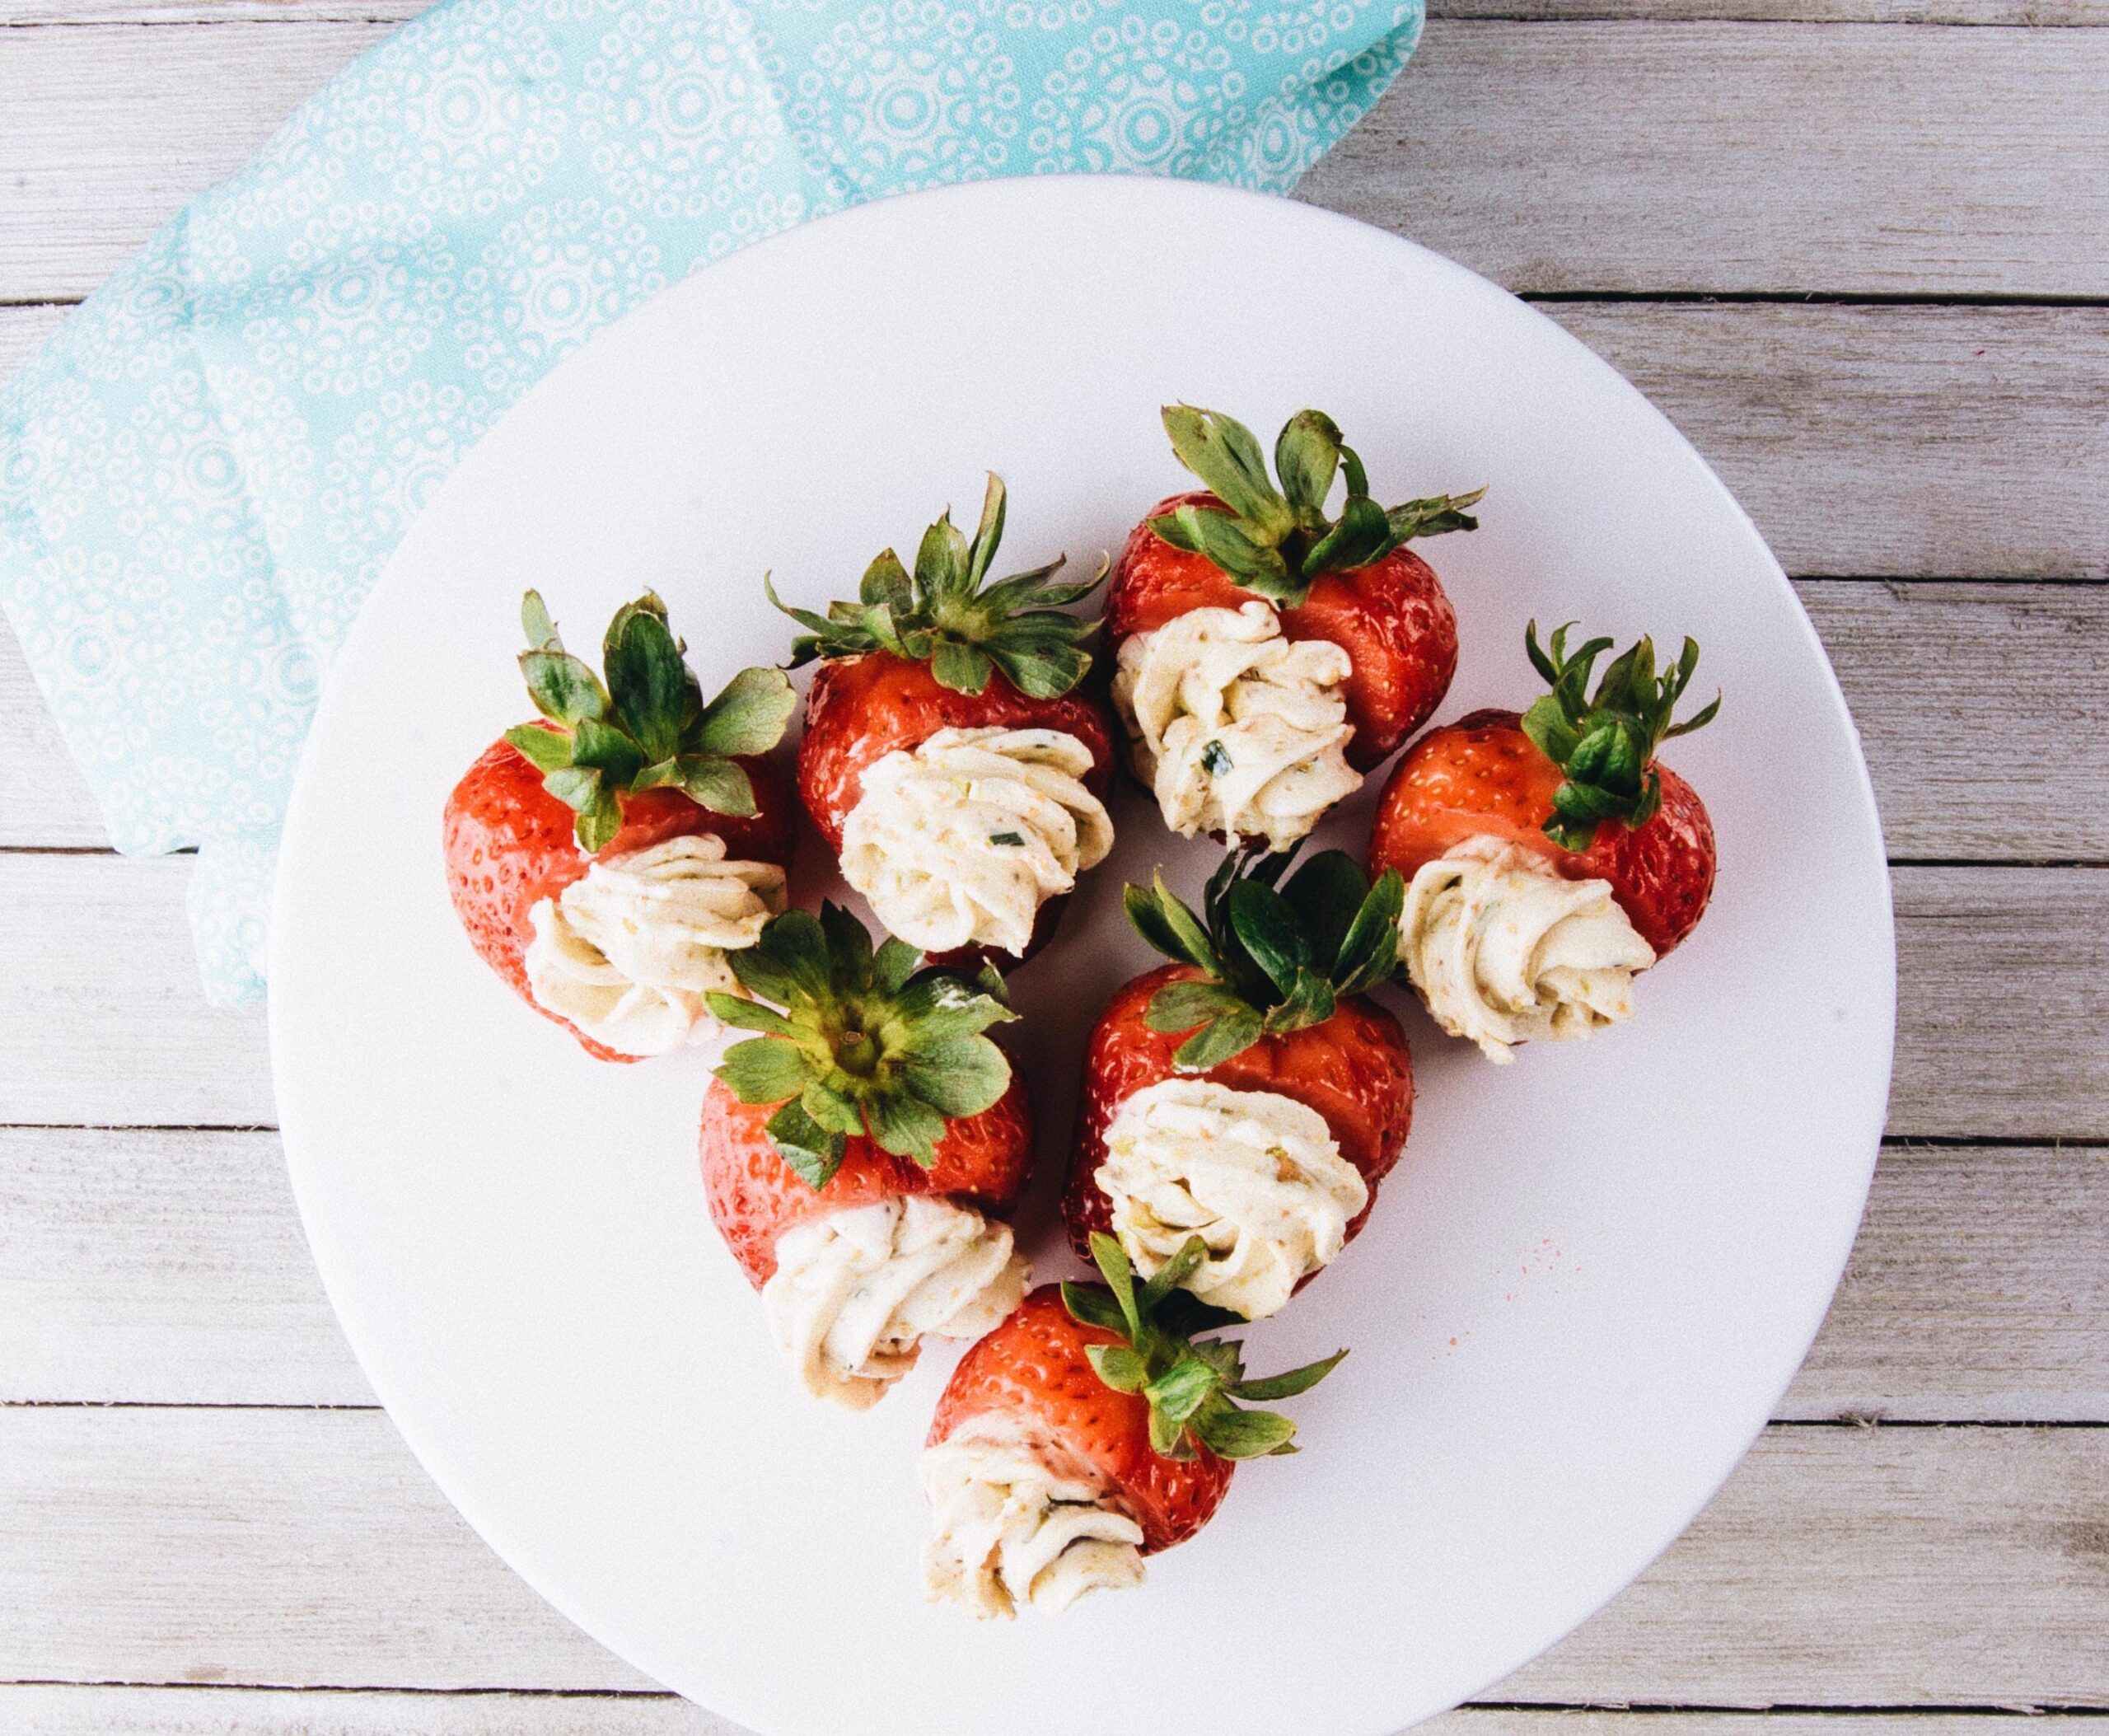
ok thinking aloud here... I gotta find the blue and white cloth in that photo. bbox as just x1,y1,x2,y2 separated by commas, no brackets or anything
0,0,1421,1002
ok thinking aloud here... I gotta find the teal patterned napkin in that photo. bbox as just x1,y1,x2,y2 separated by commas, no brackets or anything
0,0,1420,1002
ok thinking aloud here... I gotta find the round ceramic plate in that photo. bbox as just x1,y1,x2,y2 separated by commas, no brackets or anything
271,176,1894,1736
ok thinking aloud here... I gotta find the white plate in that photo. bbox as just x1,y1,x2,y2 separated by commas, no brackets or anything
271,176,1894,1736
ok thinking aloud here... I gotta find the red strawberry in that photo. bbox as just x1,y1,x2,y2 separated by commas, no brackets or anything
1061,849,1415,1321
701,902,1034,1407
1368,624,1720,957
921,1237,1344,1617
443,591,797,1060
771,475,1117,966
1106,406,1482,788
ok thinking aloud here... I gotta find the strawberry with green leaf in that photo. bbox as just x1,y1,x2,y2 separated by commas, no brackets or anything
444,591,797,1061
1109,405,1483,774
1369,621,1720,957
1061,848,1415,1318
700,901,1031,1270
773,474,1119,966
921,1231,1345,1616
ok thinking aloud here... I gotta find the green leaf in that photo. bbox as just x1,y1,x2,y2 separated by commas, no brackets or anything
602,598,688,764
1384,484,1487,543
676,755,757,817
1144,1352,1221,1425
689,665,796,759
575,784,622,854
1171,1005,1265,1071
1332,868,1406,997
986,639,1089,702
713,1036,812,1107
1150,505,1297,601
1148,1403,1187,1459
505,723,573,772
1274,409,1343,522
1261,967,1336,1035
871,938,921,997
800,1077,868,1139
729,910,835,1008
965,471,1007,592
1226,880,1312,995
766,1100,845,1191
520,589,561,653
928,638,994,695
1193,1405,1299,1460
1088,1232,1144,1343
859,549,914,612
817,901,874,994
900,1036,1010,1120
1228,1348,1348,1402
703,993,797,1038
1139,1233,1210,1312
1086,1342,1149,1393
568,716,646,787
1126,873,1220,976
1160,405,1294,540
542,765,601,814
1302,491,1394,576
1062,1283,1130,1338
864,1089,947,1166
1278,849,1366,964
1144,979,1246,1036
520,649,608,728
914,510,971,604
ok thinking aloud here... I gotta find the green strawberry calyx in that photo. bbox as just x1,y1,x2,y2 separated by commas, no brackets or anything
766,472,1104,700
505,590,796,854
1062,1232,1346,1461
1148,404,1485,609
1520,620,1722,852
706,902,1017,1190
1123,844,1405,1071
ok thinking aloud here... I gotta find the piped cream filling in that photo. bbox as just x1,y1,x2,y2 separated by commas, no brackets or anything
1398,837,1657,1063
838,726,1113,957
1111,601,1361,851
523,834,784,1057
921,1416,1147,1620
1098,1077,1368,1322
763,1196,1028,1411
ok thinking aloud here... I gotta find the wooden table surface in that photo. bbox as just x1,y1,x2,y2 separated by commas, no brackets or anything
2,3,2106,1731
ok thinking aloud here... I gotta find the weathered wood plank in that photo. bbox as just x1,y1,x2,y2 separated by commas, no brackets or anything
9,302,2104,583
0,858,2100,1139
1300,22,2109,297
7,1129,2099,1420
1549,308,2109,582
0,614,109,850
1801,583,2109,859
0,1695,2090,1736
0,1409,2097,1703
7,22,2109,302
0,854,273,1127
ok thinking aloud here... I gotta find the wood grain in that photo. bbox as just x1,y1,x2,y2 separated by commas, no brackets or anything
0,1408,2099,1704
6,1130,2101,1420
0,853,2100,1139
1298,22,2109,297
7,22,2109,302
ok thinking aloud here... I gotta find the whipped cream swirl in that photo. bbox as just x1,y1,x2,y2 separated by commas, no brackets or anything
1399,838,1657,1063
763,1196,1028,1411
1098,1077,1367,1321
1112,601,1360,851
922,1417,1147,1619
523,833,784,1056
839,726,1113,957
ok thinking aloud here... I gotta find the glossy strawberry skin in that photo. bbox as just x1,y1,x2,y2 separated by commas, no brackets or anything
1061,962,1415,1265
928,1284,1232,1553
796,649,1117,848
442,732,797,1061
700,1074,1034,1287
1106,492,1458,771
1367,709,1715,957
